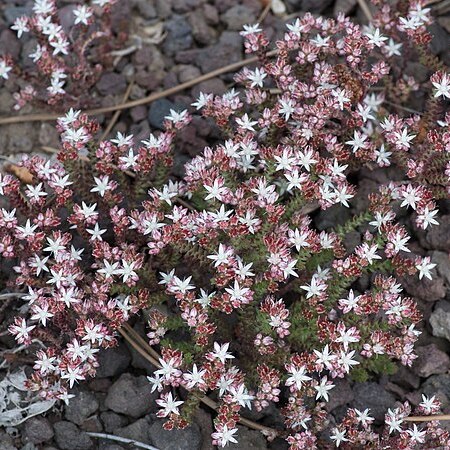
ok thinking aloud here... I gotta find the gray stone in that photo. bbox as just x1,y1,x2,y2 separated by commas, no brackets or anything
221,5,256,31
3,6,32,25
389,365,421,390
155,0,172,18
177,121,208,157
110,0,132,31
430,301,450,342
100,412,128,433
385,381,406,399
98,445,125,450
194,409,214,450
351,382,396,422
163,71,179,89
439,16,450,34
133,46,165,72
192,116,214,138
0,30,20,59
172,153,191,178
429,23,450,55
105,373,157,418
20,38,38,71
333,0,357,15
202,4,219,25
129,120,151,143
425,215,450,251
148,420,202,450
352,179,379,213
122,63,135,82
405,62,430,84
117,417,152,445
314,203,352,231
172,0,204,13
0,431,16,450
325,379,354,412
65,389,99,425
343,231,361,254
412,344,450,377
130,105,148,122
191,78,226,99
200,31,242,73
178,65,202,84
39,123,60,148
148,98,176,130
130,84,146,100
432,251,450,286
162,15,193,56
96,72,127,96
175,32,242,74
135,68,165,91
89,378,112,393
300,0,334,12
2,123,37,153
96,342,131,378
422,374,450,409
53,422,93,450
58,5,77,33
80,416,103,433
227,427,267,449
23,417,54,444
135,0,157,19
399,273,446,302
214,0,238,14
0,89,15,115
188,10,217,45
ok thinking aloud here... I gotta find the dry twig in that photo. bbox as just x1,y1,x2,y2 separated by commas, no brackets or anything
404,415,450,422
86,432,159,450
0,51,277,126
0,293,26,300
258,1,273,23
356,0,373,21
99,81,134,141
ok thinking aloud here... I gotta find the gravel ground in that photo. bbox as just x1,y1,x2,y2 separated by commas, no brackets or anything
0,0,450,449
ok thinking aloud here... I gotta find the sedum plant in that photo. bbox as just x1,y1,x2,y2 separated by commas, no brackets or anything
2,0,450,448
0,0,123,110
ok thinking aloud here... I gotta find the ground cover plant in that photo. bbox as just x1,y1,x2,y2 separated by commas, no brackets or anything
0,0,450,448
1,0,123,110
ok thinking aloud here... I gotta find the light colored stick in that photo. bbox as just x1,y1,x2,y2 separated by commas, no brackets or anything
0,51,278,126
258,1,273,23
100,81,134,142
404,415,450,422
0,293,25,300
86,432,159,450
356,0,373,21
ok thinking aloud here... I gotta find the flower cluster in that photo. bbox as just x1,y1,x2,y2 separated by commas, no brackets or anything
4,108,188,403
2,0,121,110
2,0,450,448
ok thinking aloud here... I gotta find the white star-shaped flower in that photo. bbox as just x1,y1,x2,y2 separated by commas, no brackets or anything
416,256,436,280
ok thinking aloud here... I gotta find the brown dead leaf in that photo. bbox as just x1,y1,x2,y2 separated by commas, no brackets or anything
4,163,34,184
